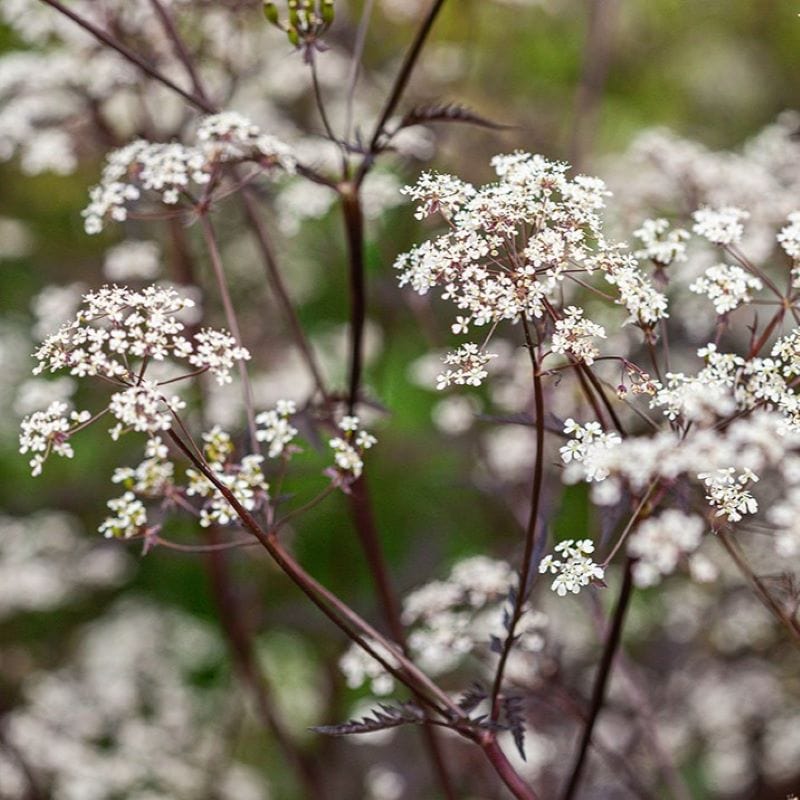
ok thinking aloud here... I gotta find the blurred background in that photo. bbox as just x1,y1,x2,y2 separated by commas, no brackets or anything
1,1,799,798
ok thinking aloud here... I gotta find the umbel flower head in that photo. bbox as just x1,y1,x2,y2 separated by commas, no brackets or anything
83,112,295,233
19,284,250,476
394,152,667,390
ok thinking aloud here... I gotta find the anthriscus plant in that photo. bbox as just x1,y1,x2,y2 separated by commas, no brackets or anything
4,1,800,798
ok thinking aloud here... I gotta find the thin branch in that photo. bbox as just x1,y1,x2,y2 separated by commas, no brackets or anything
340,183,367,415
489,318,546,716
198,213,259,452
717,529,800,646
345,0,376,142
561,558,635,800
357,0,448,182
37,0,215,113
147,0,211,104
165,426,465,720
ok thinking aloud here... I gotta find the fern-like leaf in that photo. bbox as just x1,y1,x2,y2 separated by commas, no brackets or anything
311,702,425,737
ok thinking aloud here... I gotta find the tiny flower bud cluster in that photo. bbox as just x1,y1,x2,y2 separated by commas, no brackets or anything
627,510,706,587
328,416,377,481
436,343,498,390
255,400,299,458
689,263,763,315
538,539,605,596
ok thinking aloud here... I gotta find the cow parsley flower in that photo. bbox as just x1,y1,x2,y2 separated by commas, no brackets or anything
633,217,689,267
22,284,250,473
550,306,606,365
83,113,295,233
436,343,498,390
698,468,759,523
328,416,377,481
185,426,269,527
538,539,604,596
19,401,91,476
395,153,666,389
99,491,148,539
692,206,749,246
559,419,622,483
777,211,800,260
255,400,299,458
689,263,762,315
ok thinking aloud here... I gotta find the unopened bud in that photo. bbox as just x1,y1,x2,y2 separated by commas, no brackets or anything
321,0,334,24
263,1,279,25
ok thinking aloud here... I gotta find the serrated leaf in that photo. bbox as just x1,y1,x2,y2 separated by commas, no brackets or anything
311,701,425,737
457,682,488,713
502,696,527,761
397,103,513,132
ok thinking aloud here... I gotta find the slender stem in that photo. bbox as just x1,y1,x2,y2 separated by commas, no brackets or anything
344,0,376,142
340,183,367,415
147,0,211,104
165,426,464,718
198,213,259,452
561,558,635,800
239,189,330,402
37,0,216,113
717,529,800,645
602,480,659,567
481,736,540,800
310,54,340,147
489,318,545,716
357,0,448,182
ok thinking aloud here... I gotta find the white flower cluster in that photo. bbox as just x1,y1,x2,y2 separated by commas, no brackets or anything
436,342,498,389
186,426,268,527
98,490,148,539
777,211,800,259
633,217,689,267
627,510,706,587
692,206,749,246
18,400,90,476
328,415,377,480
112,435,174,497
255,399,299,458
538,539,605,596
689,263,763,315
559,418,622,483
550,306,607,365
340,556,547,694
395,153,667,390
83,112,294,233
0,599,267,800
698,467,759,523
21,284,251,475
